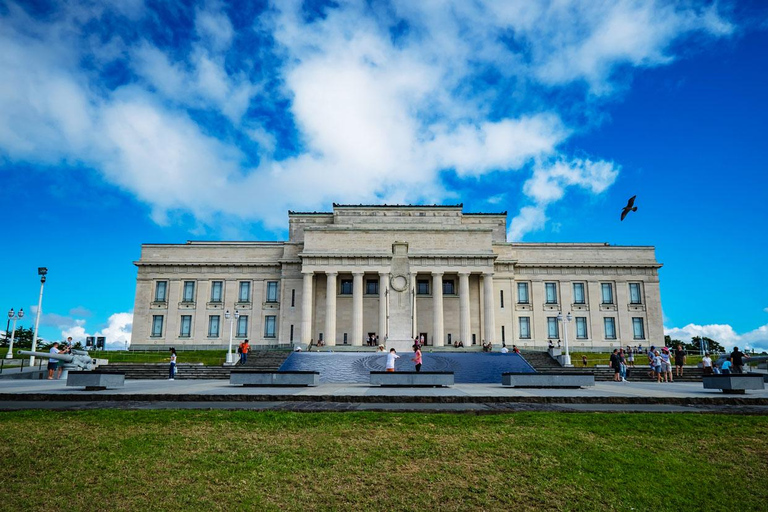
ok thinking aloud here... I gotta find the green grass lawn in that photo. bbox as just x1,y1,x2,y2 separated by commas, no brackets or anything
1,411,766,511
90,350,229,365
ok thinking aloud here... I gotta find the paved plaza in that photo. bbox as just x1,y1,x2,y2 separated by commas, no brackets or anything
1,377,767,413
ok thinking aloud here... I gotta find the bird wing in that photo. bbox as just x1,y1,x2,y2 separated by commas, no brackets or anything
621,208,629,221
627,195,636,207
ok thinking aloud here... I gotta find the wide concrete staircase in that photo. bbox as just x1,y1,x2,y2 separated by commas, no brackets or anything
519,350,704,382
101,351,292,380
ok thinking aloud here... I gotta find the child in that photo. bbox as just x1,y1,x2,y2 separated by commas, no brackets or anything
386,348,399,372
411,345,422,372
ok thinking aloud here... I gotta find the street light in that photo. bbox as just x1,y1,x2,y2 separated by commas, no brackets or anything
557,311,573,367
224,308,240,365
6,308,24,359
29,267,47,367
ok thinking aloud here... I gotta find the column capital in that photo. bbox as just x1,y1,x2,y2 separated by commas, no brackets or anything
431,271,444,277
351,270,365,277
302,270,314,276
325,271,338,277
483,271,494,277
378,270,389,276
458,271,471,277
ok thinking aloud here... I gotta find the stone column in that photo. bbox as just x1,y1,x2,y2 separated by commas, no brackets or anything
459,272,471,347
483,271,496,344
411,271,418,339
301,271,313,345
432,271,444,347
352,271,364,346
325,272,337,346
378,272,389,343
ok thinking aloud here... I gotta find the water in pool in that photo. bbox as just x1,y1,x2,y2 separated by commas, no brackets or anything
278,351,535,383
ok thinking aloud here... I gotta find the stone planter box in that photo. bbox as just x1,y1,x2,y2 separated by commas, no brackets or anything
703,374,765,394
66,371,125,391
230,370,319,387
370,371,454,387
502,372,595,388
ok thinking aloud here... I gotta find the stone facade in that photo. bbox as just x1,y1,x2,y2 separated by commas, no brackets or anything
131,204,663,351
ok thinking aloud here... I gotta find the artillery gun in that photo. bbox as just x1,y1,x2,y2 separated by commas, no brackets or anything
18,349,97,379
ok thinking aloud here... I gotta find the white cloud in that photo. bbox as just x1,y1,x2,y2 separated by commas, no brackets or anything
61,312,132,349
764,307,768,314
664,323,768,352
0,0,734,238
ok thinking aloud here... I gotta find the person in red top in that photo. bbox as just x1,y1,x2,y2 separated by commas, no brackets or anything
411,345,423,372
239,339,250,365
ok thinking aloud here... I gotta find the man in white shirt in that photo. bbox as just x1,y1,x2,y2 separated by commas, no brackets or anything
385,348,399,372
701,352,714,376
501,345,509,354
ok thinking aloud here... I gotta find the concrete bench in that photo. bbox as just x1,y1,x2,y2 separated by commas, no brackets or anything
66,371,125,391
703,374,765,394
502,372,595,388
229,370,319,387
370,371,454,387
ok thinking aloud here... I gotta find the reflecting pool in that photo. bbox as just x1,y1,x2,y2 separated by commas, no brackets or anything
278,351,535,383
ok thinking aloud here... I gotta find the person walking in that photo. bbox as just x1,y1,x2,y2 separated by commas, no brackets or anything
385,348,399,372
239,339,250,365
730,346,749,374
411,345,422,372
674,344,686,377
168,347,177,380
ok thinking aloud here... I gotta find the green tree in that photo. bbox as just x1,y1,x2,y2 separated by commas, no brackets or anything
0,326,41,350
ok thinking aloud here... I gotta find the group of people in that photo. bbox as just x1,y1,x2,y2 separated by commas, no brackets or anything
46,336,74,379
384,344,422,373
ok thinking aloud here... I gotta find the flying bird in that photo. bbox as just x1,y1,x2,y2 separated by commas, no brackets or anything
620,195,637,221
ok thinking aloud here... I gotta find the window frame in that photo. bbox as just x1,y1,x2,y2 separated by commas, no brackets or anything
210,281,223,303
266,281,279,303
236,315,248,338
517,282,529,304
573,283,585,304
182,281,196,303
154,281,168,302
365,279,379,295
629,283,642,304
417,279,430,295
179,315,192,338
601,283,614,305
632,317,645,340
208,315,220,338
264,315,277,338
545,282,558,304
575,317,587,339
604,317,617,339
151,315,164,337
238,281,251,303
442,279,455,295
547,317,559,339
340,279,353,295
519,317,531,339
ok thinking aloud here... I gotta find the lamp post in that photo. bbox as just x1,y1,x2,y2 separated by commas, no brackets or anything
29,267,47,367
225,308,240,365
557,311,573,367
6,308,23,359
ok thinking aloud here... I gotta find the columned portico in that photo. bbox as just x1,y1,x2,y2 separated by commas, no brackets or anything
483,271,496,343
432,271,444,346
352,271,364,346
378,272,389,343
301,271,313,344
459,272,471,346
325,272,337,346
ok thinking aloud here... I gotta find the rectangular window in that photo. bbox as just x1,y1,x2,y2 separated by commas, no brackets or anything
210,281,223,302
264,316,277,338
545,282,558,304
366,279,379,295
632,317,645,339
236,315,248,337
629,283,642,304
547,317,559,338
501,325,506,343
291,289,296,307
601,283,613,304
208,315,220,337
290,324,294,342
517,282,529,304
576,317,587,339
417,279,430,295
604,317,616,339
500,290,504,308
151,315,164,337
182,281,196,302
442,279,455,295
340,279,353,295
518,317,530,339
573,283,585,304
239,281,251,302
266,281,279,303
179,315,192,337
154,281,167,302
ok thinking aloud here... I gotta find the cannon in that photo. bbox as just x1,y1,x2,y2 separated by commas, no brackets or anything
18,349,97,379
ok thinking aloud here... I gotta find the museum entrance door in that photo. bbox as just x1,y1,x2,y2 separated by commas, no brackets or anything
420,332,428,346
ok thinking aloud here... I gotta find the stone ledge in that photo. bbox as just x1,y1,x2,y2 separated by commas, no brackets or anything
502,372,595,388
66,371,125,391
370,371,454,387
230,371,319,387
703,375,765,394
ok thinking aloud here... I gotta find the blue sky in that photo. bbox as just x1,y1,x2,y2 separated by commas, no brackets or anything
1,0,766,350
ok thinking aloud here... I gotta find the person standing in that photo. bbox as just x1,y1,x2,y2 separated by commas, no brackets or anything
582,355,588,367
239,339,250,365
730,346,749,374
701,352,714,376
652,350,663,383
411,345,422,372
674,344,687,377
720,358,732,375
619,349,629,382
168,347,177,380
660,347,673,382
627,346,635,367
610,349,621,382
47,342,61,380
647,346,656,379
56,338,73,379
385,348,399,372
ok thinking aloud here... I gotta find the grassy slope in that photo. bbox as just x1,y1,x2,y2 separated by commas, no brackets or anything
1,411,766,511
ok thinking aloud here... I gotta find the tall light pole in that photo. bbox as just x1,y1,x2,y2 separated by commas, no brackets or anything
29,267,47,367
6,308,23,359
224,308,240,365
557,311,573,367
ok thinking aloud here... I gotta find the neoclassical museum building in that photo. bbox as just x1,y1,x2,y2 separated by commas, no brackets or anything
130,204,663,351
